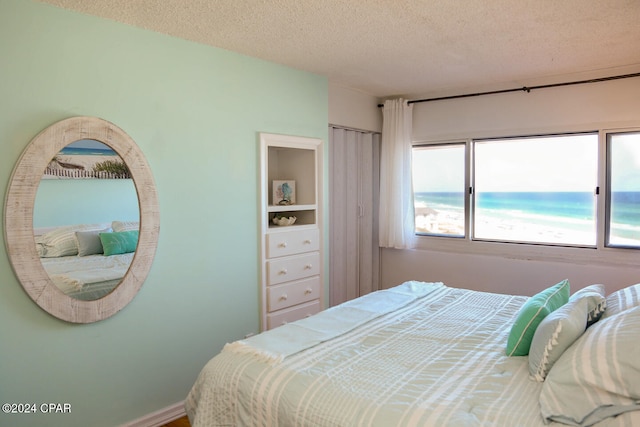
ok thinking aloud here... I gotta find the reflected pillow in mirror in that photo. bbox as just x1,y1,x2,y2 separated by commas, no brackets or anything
75,228,111,257
112,220,139,232
100,230,139,256
39,223,110,258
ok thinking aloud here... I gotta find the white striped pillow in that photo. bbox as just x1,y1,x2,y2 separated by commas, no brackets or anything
112,220,139,232
601,283,640,319
39,223,109,258
540,305,640,426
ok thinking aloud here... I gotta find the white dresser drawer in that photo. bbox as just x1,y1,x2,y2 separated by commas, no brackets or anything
267,276,320,312
267,300,321,329
267,252,320,285
267,228,319,258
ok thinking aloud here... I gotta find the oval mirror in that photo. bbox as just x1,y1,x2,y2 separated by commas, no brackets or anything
4,116,159,323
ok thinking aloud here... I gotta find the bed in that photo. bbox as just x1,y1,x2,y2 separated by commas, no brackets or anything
35,221,139,300
39,252,134,300
185,281,640,427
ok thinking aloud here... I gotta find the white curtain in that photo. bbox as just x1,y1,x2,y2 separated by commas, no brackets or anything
378,98,415,249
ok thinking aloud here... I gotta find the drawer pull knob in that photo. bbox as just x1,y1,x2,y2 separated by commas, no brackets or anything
305,288,313,294
303,239,312,244
278,242,287,248
279,269,288,275
304,264,313,269
279,294,288,301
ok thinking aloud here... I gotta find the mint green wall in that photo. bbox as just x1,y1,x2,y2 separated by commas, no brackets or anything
34,179,139,227
0,1,328,426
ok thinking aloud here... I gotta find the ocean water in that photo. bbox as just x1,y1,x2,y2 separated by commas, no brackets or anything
414,191,640,244
59,146,117,156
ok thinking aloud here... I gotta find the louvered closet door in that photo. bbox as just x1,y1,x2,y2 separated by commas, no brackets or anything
329,126,380,306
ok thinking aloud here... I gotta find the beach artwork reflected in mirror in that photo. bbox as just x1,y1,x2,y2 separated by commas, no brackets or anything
34,139,139,301
44,140,131,180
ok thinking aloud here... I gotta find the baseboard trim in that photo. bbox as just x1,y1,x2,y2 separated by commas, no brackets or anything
120,401,186,427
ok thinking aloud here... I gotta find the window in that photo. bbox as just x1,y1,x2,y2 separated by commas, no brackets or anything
473,134,598,246
412,144,465,237
608,132,640,248
412,131,640,250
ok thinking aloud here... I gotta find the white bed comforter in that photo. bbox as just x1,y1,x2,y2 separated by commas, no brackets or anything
40,252,133,299
186,282,639,427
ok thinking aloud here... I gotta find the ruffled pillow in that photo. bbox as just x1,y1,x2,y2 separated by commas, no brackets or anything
528,285,605,381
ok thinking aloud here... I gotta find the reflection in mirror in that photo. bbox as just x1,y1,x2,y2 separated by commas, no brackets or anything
4,116,159,323
33,140,139,301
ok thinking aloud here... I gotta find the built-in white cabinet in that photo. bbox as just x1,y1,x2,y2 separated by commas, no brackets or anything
259,132,323,331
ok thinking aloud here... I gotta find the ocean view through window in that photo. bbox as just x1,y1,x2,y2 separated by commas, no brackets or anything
413,144,465,236
473,135,598,246
608,132,640,247
413,132,640,248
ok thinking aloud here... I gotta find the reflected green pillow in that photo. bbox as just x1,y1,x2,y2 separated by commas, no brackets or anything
506,279,570,356
99,230,139,256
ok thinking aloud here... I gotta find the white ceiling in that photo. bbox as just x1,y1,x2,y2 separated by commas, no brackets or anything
38,0,640,99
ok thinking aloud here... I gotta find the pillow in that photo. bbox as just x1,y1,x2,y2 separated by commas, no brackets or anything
99,230,139,256
75,228,111,257
569,284,606,327
38,223,109,258
539,305,640,426
112,220,139,232
528,286,606,382
34,235,46,257
506,279,570,356
601,283,640,319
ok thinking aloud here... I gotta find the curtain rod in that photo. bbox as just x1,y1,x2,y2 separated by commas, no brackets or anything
377,72,640,107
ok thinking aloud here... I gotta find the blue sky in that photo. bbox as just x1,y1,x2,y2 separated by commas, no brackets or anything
413,134,607,193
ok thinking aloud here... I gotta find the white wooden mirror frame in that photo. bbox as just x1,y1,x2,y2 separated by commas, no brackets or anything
4,116,160,323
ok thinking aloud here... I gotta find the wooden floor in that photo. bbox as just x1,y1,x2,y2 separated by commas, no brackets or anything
161,415,191,427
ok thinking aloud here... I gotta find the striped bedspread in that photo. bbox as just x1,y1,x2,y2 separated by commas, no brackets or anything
40,252,132,300
185,282,638,426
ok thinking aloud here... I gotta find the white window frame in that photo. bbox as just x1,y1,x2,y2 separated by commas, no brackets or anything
411,126,640,268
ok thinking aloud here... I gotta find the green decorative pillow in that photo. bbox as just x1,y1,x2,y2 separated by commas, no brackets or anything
528,290,604,381
506,279,570,356
540,306,640,426
99,230,139,256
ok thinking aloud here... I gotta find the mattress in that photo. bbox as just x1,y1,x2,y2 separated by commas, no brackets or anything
186,282,639,426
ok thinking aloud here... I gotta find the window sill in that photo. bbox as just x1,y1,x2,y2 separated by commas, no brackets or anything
412,235,640,268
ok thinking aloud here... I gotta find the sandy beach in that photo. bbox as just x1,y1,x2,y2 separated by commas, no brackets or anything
43,154,128,179
416,204,604,246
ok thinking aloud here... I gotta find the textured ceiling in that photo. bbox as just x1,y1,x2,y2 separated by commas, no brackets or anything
38,0,640,98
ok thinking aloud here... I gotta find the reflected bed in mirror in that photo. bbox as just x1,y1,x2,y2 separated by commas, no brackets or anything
34,221,139,301
4,116,159,323
33,139,140,301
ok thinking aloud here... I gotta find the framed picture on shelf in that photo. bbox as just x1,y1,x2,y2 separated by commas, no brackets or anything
273,180,296,205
